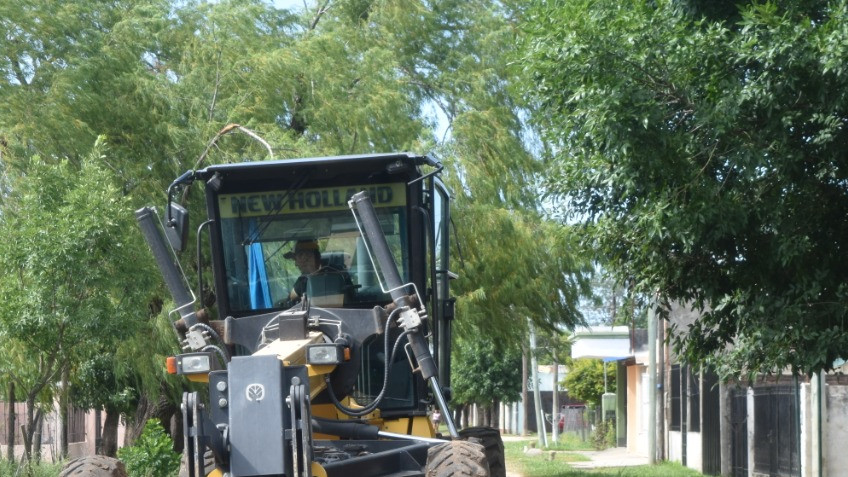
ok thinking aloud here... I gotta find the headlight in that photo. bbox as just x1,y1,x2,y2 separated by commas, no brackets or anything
306,344,344,365
168,353,213,374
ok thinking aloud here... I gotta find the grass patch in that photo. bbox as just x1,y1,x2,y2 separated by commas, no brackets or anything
0,459,63,477
504,440,590,476
541,432,595,452
580,463,704,476
503,440,703,477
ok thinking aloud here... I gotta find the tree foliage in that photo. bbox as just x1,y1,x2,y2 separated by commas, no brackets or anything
117,419,181,477
562,359,616,407
521,0,848,377
451,337,522,406
0,0,596,436
0,144,155,458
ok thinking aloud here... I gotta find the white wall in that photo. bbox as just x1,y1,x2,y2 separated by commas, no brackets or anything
825,384,848,475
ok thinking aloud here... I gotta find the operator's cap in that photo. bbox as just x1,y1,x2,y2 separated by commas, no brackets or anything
284,239,320,259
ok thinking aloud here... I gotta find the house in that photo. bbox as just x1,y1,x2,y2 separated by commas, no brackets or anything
568,304,848,476
665,303,848,477
570,325,650,454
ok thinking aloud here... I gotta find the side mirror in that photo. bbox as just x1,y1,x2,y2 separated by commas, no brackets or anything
164,202,189,252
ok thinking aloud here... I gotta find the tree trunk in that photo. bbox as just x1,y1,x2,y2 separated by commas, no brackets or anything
60,364,69,459
521,345,529,436
32,409,43,461
129,386,179,447
6,382,15,461
101,408,120,457
172,408,184,453
22,396,35,461
127,394,152,446
552,355,560,444
154,398,178,445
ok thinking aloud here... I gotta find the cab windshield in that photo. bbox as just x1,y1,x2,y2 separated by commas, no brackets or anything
217,183,408,313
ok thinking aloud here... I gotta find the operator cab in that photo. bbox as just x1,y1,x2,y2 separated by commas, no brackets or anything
188,153,454,413
196,153,434,318
141,153,465,477
215,180,407,313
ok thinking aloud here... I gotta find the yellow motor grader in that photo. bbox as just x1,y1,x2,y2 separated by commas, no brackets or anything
120,153,504,477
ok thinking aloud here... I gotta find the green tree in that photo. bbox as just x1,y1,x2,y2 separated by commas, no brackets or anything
451,336,522,427
0,146,154,460
521,0,848,377
562,359,616,408
0,1,595,446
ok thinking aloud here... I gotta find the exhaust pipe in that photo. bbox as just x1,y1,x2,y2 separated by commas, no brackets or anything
349,191,459,438
136,206,198,329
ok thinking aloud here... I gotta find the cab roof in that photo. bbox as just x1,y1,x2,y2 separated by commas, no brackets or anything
195,152,437,181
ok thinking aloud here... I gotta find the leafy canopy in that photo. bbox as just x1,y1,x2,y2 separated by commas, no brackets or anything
562,359,616,407
0,0,596,418
522,0,848,377
451,337,522,406
0,142,156,450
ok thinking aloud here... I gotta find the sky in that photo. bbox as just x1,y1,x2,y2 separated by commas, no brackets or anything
274,0,308,11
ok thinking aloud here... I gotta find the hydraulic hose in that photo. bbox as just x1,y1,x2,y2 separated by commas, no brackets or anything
326,308,410,417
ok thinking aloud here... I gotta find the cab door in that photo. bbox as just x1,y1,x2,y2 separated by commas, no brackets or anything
431,179,454,387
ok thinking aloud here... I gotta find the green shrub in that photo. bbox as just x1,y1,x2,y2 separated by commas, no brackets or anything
604,417,616,448
590,418,616,450
117,419,180,477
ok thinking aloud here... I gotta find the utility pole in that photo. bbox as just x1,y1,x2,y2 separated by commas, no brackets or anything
552,349,560,445
521,346,528,436
528,319,548,448
648,304,657,464
657,315,665,460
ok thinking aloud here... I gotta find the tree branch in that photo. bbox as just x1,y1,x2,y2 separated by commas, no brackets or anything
7,53,29,86
180,124,275,205
191,123,274,172
309,0,332,31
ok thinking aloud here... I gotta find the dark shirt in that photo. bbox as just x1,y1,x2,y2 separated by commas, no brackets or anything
279,265,353,308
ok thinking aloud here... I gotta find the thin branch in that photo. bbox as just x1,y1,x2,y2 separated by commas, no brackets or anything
180,124,276,205
209,41,222,121
9,55,29,86
309,0,331,31
191,123,275,172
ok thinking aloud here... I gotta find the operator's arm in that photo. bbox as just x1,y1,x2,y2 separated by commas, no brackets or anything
276,275,307,308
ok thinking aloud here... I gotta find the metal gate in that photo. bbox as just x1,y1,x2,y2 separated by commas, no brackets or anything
731,388,748,477
701,372,721,475
753,385,799,476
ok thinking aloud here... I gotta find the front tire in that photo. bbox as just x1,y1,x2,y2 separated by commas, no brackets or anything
59,456,127,477
425,440,489,477
458,427,505,477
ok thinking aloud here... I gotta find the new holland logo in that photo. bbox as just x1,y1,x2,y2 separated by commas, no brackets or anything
245,383,265,402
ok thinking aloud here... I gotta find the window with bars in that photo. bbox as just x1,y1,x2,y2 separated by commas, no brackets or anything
670,364,681,431
689,370,701,432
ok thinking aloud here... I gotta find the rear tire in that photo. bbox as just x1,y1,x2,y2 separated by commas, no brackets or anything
459,427,505,477
425,440,489,477
59,456,127,477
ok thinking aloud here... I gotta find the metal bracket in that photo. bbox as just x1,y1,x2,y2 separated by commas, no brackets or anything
288,377,313,477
